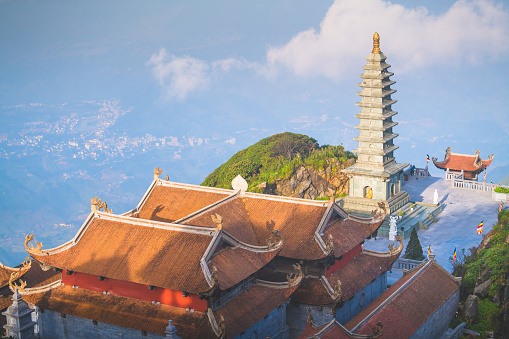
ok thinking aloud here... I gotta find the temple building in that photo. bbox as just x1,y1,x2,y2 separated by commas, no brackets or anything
2,33,459,339
433,147,494,180
298,256,461,339
342,32,410,214
5,169,394,338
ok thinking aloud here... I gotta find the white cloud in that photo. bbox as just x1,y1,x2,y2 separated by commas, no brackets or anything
147,50,261,100
147,49,210,100
225,138,237,145
266,0,509,80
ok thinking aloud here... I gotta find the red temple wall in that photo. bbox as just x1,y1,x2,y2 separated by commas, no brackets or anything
325,243,362,278
62,270,207,312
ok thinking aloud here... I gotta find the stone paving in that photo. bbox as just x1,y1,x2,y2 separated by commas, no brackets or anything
363,175,500,283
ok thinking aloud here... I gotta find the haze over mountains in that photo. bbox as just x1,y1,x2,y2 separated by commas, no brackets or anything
1,0,508,265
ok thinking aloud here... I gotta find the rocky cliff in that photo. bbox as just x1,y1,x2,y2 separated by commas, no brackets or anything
261,158,354,200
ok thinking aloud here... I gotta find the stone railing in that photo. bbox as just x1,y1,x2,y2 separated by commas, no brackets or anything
393,257,424,270
452,179,493,192
445,168,464,180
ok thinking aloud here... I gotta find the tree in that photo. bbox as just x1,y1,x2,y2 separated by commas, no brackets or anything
404,228,424,260
272,136,309,160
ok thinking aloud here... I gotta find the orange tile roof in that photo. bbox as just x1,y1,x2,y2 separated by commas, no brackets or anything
22,260,61,289
213,283,299,338
23,285,216,338
433,152,493,173
325,218,383,257
242,196,329,259
345,261,460,337
185,194,333,260
31,217,213,293
209,247,280,290
0,261,29,288
183,197,259,245
137,184,231,223
291,251,399,305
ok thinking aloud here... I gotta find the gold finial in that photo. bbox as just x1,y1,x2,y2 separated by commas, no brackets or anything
372,32,381,53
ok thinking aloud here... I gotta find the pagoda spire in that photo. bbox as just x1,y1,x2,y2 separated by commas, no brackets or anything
372,32,381,53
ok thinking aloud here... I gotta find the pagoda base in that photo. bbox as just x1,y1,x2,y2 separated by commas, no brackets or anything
342,191,410,214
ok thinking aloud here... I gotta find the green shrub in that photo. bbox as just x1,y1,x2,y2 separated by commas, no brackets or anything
468,299,502,336
494,187,509,194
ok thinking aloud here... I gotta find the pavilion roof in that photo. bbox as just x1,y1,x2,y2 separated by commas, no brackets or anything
344,259,460,337
433,148,493,173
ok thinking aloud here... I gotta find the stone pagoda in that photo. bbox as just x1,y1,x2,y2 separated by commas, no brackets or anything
342,32,410,214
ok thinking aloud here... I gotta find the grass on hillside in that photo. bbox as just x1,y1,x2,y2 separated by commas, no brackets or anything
451,209,509,337
202,132,356,191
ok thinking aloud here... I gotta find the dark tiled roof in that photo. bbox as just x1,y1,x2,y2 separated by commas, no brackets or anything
433,153,493,173
23,261,61,289
23,285,216,338
209,247,280,290
31,218,212,293
137,185,231,223
292,251,399,305
345,261,460,337
214,283,299,339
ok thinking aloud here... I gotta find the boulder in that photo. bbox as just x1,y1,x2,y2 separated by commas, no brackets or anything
464,295,479,323
474,279,492,298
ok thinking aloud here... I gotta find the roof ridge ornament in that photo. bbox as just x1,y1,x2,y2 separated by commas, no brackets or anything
388,235,403,254
267,230,282,249
154,167,163,181
325,234,334,255
372,32,381,53
211,214,223,231
9,271,27,292
333,279,342,300
231,174,248,194
24,234,43,254
286,263,302,286
91,197,112,213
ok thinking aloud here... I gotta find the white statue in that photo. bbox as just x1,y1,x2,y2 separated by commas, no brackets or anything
433,189,439,205
389,216,398,241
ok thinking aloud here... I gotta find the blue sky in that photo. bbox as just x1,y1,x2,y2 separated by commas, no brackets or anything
1,0,508,182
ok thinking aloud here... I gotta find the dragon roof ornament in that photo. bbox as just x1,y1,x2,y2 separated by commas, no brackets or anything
286,263,303,286
25,234,43,254
388,235,404,255
154,167,163,181
9,271,27,292
267,230,282,249
91,197,112,213
211,214,223,231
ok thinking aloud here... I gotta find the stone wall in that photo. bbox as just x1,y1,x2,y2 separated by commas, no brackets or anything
411,289,460,339
234,303,289,339
286,272,387,338
36,308,166,339
336,272,387,324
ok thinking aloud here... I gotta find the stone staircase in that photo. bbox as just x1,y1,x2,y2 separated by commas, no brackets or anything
377,202,442,238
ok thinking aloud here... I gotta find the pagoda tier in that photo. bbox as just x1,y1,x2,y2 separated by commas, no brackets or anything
342,33,410,214
432,147,494,180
